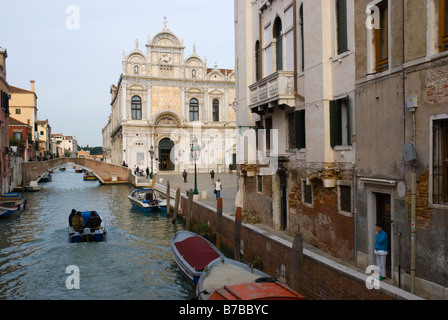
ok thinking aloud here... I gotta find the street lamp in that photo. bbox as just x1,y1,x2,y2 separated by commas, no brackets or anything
191,136,201,196
149,145,154,179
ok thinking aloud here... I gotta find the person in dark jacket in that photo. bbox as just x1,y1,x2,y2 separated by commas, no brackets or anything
68,209,76,227
84,211,102,231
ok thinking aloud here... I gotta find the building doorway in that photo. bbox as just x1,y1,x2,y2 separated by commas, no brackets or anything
375,192,392,278
158,138,174,171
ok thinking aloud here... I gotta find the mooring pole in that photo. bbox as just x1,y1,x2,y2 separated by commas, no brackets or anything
216,197,223,249
234,206,242,261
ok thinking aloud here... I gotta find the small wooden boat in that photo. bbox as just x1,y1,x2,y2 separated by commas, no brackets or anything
68,211,106,243
59,167,66,171
170,230,224,285
128,188,167,212
209,280,305,300
75,168,83,173
0,193,26,218
83,170,98,181
196,258,273,300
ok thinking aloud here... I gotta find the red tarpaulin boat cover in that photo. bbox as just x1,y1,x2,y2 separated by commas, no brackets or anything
175,236,220,271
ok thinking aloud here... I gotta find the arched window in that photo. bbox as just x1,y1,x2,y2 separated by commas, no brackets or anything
212,99,219,122
273,17,283,71
255,41,261,81
189,98,199,122
131,96,142,120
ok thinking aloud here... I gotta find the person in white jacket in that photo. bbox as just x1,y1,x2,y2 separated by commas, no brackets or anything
214,179,222,199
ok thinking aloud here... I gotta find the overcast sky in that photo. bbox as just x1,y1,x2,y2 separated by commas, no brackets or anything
1,0,235,147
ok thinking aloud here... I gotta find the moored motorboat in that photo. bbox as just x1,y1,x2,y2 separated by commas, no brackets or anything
68,211,106,243
128,188,167,212
196,258,273,300
83,170,98,181
75,168,83,173
209,280,305,300
170,230,224,285
0,193,26,218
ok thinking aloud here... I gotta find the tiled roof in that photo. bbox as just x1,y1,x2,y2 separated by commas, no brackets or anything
9,86,35,94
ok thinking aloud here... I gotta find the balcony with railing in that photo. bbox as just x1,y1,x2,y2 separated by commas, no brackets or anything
248,71,296,114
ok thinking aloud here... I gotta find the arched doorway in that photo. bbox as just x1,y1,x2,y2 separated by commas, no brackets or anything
159,138,174,171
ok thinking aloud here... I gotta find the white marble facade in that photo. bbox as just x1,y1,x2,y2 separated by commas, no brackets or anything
103,19,236,173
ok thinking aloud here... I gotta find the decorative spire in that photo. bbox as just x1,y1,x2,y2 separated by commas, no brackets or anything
163,17,169,31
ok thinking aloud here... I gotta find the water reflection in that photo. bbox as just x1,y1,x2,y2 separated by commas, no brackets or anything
0,167,194,300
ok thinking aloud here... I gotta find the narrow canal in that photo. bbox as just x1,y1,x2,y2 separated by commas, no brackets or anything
0,166,196,300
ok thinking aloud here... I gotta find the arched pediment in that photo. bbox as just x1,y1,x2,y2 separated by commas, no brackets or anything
153,111,182,126
127,52,145,63
151,31,181,48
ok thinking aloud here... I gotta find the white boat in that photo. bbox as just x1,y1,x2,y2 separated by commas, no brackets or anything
196,258,273,300
170,230,224,285
128,188,167,212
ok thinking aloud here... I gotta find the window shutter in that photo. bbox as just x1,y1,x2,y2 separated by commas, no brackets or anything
345,96,352,146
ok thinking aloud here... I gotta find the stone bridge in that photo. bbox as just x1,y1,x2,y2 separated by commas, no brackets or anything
21,158,131,186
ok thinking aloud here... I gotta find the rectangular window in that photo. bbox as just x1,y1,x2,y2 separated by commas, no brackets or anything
375,1,388,72
338,183,353,215
265,117,272,151
13,131,22,140
257,175,263,193
330,96,352,148
440,0,448,51
15,108,21,115
295,110,306,149
302,180,313,206
433,118,448,205
336,0,348,55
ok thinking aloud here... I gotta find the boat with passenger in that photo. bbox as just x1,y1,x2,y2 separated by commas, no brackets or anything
68,211,106,243
128,188,167,212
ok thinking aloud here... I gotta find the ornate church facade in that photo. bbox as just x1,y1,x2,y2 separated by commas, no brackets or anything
102,20,236,173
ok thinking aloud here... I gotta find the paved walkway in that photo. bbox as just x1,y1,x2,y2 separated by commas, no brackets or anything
135,171,239,215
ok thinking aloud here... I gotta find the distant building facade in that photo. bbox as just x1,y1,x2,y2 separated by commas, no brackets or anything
103,20,236,173
9,80,38,160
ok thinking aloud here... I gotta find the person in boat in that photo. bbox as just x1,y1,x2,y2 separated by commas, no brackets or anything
72,211,84,232
68,209,76,227
84,211,102,231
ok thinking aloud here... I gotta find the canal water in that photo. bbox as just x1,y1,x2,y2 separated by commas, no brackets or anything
0,167,196,300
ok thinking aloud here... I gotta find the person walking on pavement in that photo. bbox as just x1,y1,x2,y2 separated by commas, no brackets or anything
182,170,188,183
214,179,222,199
210,170,215,185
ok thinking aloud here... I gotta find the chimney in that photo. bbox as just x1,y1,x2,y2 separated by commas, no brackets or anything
30,80,35,92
